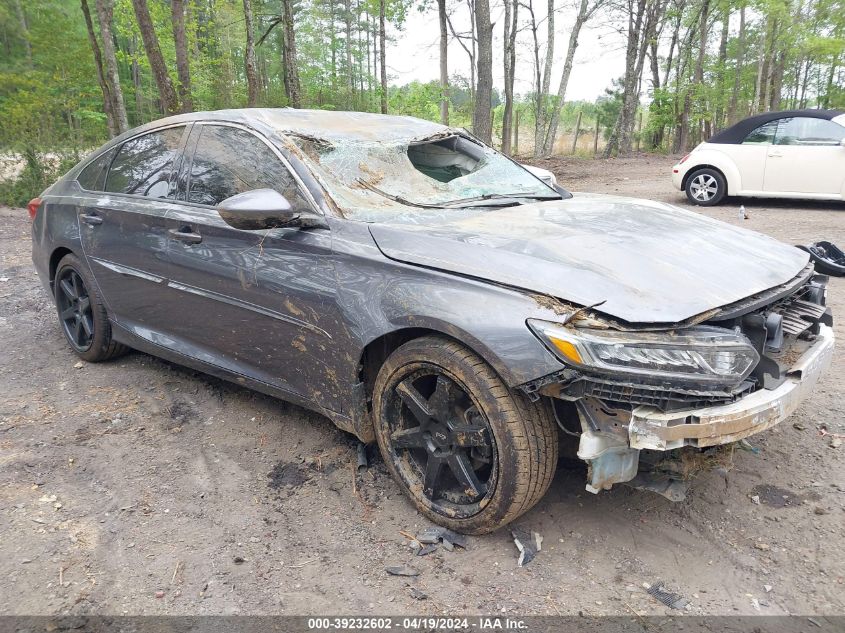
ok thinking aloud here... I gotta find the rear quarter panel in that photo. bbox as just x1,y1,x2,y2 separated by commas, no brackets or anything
31,181,84,295
688,143,762,193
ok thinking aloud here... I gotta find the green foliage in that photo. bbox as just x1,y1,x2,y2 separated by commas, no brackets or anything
0,0,843,196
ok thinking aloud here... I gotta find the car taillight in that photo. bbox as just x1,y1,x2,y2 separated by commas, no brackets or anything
678,153,691,165
27,197,42,221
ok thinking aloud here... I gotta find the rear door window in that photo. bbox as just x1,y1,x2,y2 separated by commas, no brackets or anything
77,147,117,191
742,120,779,145
105,126,185,198
186,124,311,212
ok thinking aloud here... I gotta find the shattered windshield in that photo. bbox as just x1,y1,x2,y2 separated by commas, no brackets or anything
288,132,561,220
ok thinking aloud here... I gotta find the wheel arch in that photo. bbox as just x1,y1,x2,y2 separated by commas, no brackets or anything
49,246,75,290
682,163,730,195
353,323,519,443
681,149,742,194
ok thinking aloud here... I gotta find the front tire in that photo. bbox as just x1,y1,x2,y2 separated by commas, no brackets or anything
54,253,128,362
685,167,727,206
372,336,558,534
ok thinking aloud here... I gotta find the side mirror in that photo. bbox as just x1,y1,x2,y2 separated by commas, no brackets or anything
217,189,299,230
840,137,845,148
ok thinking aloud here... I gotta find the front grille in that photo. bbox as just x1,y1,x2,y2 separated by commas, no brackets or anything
773,298,828,336
565,376,755,411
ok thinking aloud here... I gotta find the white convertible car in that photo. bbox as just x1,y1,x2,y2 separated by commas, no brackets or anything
673,109,845,205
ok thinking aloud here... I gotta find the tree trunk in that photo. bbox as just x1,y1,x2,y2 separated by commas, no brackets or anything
330,0,337,91
12,0,32,67
171,0,193,112
693,0,710,143
542,0,590,156
606,0,660,156
345,0,354,108
438,0,449,124
379,0,387,113
661,7,682,88
533,0,555,157
243,0,259,106
472,0,493,143
770,49,787,110
130,35,145,123
501,0,518,154
132,0,180,114
713,7,729,131
282,0,302,107
762,19,778,111
727,3,745,123
822,57,839,108
81,0,117,137
95,0,129,133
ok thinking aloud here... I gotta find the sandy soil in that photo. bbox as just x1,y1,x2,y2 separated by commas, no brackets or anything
1,155,843,617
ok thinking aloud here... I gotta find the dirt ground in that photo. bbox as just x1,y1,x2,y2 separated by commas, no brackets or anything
1,155,843,617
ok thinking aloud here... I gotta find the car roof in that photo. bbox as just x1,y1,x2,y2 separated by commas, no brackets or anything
116,108,449,144
708,109,845,144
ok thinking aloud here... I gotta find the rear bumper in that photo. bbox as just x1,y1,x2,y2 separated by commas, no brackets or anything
671,167,684,190
628,324,835,451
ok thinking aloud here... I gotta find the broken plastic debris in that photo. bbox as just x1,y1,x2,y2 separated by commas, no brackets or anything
416,544,437,556
510,527,542,567
409,587,428,600
738,439,760,454
356,442,368,471
414,526,468,550
416,526,444,544
385,565,419,577
646,581,689,609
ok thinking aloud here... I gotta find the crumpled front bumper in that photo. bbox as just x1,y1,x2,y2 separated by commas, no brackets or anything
575,324,834,496
629,324,835,451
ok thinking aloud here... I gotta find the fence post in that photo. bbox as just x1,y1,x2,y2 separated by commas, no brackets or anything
514,110,520,155
570,110,583,154
593,118,600,155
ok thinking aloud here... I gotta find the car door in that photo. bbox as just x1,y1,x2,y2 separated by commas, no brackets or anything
730,118,780,192
763,117,845,195
163,122,340,404
77,124,190,333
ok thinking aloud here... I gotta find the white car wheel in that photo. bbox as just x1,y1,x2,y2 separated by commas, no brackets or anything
685,168,726,206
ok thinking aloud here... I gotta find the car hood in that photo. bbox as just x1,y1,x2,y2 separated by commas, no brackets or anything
368,193,810,324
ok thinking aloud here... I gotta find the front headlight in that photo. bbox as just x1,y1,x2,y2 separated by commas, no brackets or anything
528,320,759,385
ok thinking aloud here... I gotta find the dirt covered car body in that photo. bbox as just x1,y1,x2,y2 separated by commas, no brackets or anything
31,109,835,533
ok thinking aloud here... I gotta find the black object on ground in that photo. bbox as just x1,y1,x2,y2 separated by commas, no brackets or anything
796,241,845,276
647,581,689,609
510,527,542,567
356,442,368,471
385,565,419,577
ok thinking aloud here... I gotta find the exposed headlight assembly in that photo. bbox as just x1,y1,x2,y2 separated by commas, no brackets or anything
528,320,760,385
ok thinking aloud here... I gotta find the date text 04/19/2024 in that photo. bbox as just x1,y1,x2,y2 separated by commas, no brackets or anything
307,617,528,630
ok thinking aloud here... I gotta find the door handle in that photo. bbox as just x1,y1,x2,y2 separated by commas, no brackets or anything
768,151,783,158
80,213,103,226
168,228,203,244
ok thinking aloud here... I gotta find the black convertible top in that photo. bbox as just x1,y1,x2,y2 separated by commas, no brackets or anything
708,109,844,144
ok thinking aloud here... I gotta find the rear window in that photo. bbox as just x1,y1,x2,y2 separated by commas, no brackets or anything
76,147,117,191
105,126,185,198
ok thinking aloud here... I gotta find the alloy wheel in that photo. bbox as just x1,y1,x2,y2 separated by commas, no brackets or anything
690,173,719,201
56,268,94,351
383,368,497,518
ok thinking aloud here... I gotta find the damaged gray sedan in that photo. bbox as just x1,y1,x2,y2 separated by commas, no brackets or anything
30,109,835,534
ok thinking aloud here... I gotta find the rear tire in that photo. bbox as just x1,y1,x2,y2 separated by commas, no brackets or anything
372,336,558,534
685,167,727,206
54,253,128,362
